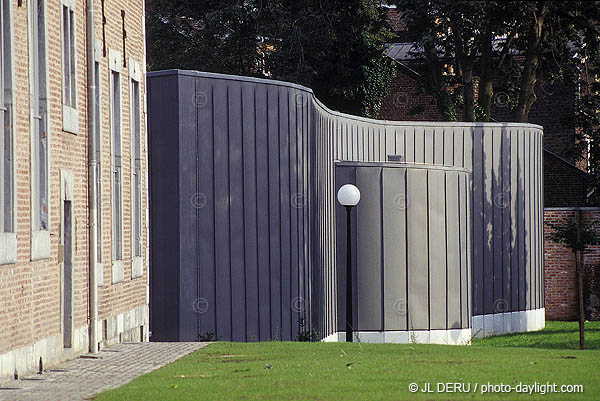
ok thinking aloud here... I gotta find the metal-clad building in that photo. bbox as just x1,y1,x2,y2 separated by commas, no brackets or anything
148,70,544,343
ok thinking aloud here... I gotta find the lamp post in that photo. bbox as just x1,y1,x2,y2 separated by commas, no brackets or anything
337,184,361,342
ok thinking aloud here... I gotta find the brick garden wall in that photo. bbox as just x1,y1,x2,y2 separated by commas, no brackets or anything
544,208,600,321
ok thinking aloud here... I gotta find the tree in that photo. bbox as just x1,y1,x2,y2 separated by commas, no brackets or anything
550,212,599,350
145,0,396,117
395,1,600,123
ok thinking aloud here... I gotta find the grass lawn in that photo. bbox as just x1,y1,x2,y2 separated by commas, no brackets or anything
95,321,600,401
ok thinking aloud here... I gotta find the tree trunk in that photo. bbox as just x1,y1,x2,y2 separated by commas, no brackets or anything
462,65,475,122
576,210,586,350
479,28,494,122
513,2,549,122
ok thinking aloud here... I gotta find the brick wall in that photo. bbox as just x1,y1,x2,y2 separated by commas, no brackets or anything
0,0,148,378
544,208,600,321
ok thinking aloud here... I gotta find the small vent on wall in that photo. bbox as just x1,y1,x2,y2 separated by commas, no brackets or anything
387,155,404,162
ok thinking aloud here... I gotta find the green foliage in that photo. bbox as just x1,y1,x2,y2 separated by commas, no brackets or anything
296,316,319,342
548,216,600,253
145,0,395,117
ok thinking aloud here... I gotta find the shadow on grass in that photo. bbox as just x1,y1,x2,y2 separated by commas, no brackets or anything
472,321,600,351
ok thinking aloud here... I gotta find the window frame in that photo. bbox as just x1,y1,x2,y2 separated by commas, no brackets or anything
60,0,78,134
109,49,124,283
129,58,143,279
0,0,16,265
29,0,50,261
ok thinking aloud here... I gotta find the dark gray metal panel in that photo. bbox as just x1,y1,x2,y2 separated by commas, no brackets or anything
501,127,512,313
241,81,259,340
525,131,531,310
472,128,483,315
254,82,272,339
279,87,292,340
228,80,247,341
492,127,503,315
196,77,217,338
407,168,429,330
510,128,519,311
356,167,383,331
178,75,200,341
518,129,526,311
212,81,232,340
428,169,447,330
482,127,494,315
148,74,181,341
382,168,408,331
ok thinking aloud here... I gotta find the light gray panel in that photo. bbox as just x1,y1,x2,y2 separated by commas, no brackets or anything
424,127,434,164
405,127,415,162
415,127,425,163
382,168,408,331
407,168,429,330
446,171,461,329
434,127,444,165
356,167,383,330
518,130,526,311
428,169,447,330
444,128,454,166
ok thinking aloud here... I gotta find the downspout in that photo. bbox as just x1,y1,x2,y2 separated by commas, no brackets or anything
86,0,99,353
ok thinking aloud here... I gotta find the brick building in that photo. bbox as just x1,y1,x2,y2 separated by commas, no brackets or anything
380,7,600,321
0,0,148,380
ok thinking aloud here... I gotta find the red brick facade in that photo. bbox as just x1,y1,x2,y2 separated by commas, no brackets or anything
544,209,600,321
0,0,148,379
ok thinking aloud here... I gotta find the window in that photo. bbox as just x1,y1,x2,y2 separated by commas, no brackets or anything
109,49,123,282
61,0,78,133
30,0,50,260
129,59,142,278
0,0,16,265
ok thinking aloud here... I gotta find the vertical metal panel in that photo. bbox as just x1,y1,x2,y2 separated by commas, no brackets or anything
255,83,272,339
178,76,199,340
148,74,181,341
213,81,232,340
472,128,484,315
482,127,494,315
382,168,407,331
407,168,429,330
241,81,259,340
228,81,247,341
492,127,503,314
446,171,461,329
428,169,447,330
356,168,383,330
501,127,511,313
460,173,470,327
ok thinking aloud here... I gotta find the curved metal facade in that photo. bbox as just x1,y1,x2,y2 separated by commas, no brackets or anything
148,70,544,342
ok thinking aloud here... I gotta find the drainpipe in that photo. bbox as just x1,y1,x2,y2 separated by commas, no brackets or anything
86,0,99,353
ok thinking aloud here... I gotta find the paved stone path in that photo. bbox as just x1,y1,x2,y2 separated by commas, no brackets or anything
0,342,208,401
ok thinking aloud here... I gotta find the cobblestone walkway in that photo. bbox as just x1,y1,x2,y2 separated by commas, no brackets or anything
0,342,208,401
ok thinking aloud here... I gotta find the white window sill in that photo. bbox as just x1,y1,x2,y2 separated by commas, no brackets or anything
131,256,143,279
62,105,79,134
112,260,124,284
0,232,17,265
31,230,51,260
96,262,104,286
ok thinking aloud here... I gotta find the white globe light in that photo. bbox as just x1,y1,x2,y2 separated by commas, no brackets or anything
337,184,361,207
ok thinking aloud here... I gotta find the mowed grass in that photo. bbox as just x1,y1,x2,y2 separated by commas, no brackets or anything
95,321,600,401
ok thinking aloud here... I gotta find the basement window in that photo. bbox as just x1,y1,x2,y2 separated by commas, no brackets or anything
61,0,78,133
0,0,16,265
